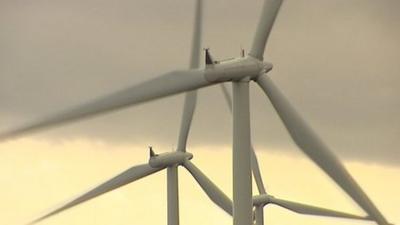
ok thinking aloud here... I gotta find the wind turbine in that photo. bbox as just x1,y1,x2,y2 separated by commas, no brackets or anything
15,1,378,225
27,145,234,225
219,83,373,225
0,0,392,225
25,1,233,225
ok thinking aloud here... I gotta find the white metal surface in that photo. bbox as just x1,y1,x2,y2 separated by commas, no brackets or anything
232,81,252,225
256,74,389,225
249,0,283,60
177,0,203,152
0,69,210,140
28,164,163,225
219,82,267,195
149,152,193,168
255,206,264,225
183,160,233,215
167,166,180,225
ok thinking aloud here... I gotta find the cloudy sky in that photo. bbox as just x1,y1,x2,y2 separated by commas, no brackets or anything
0,0,399,224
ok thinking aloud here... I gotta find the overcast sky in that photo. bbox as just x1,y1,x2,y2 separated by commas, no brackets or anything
1,0,399,164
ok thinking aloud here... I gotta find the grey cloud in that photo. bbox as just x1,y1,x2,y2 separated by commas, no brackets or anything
0,0,399,164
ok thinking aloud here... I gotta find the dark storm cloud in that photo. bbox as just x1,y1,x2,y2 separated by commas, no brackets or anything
0,0,399,164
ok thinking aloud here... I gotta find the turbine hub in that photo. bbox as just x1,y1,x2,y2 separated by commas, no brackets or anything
262,61,273,73
252,194,270,206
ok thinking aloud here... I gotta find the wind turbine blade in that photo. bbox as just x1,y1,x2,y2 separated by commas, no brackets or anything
249,0,283,60
219,83,266,194
189,0,202,70
250,146,267,194
177,92,197,152
256,74,390,225
28,164,163,224
268,196,371,220
176,0,203,151
1,69,210,141
220,83,233,111
183,160,233,215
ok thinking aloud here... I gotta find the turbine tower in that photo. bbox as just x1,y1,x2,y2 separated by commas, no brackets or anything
0,0,392,225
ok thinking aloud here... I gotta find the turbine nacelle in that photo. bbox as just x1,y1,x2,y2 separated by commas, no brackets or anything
204,49,273,83
204,57,272,82
148,147,193,168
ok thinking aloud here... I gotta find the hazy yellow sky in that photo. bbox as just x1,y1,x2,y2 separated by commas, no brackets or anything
0,138,398,225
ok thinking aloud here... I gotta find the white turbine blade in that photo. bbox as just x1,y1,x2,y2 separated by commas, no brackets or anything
183,160,233,215
256,74,390,225
220,83,233,110
250,146,267,194
176,0,203,152
249,0,283,60
1,69,210,141
188,0,202,70
219,83,266,194
28,164,164,224
177,91,198,151
268,196,371,220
